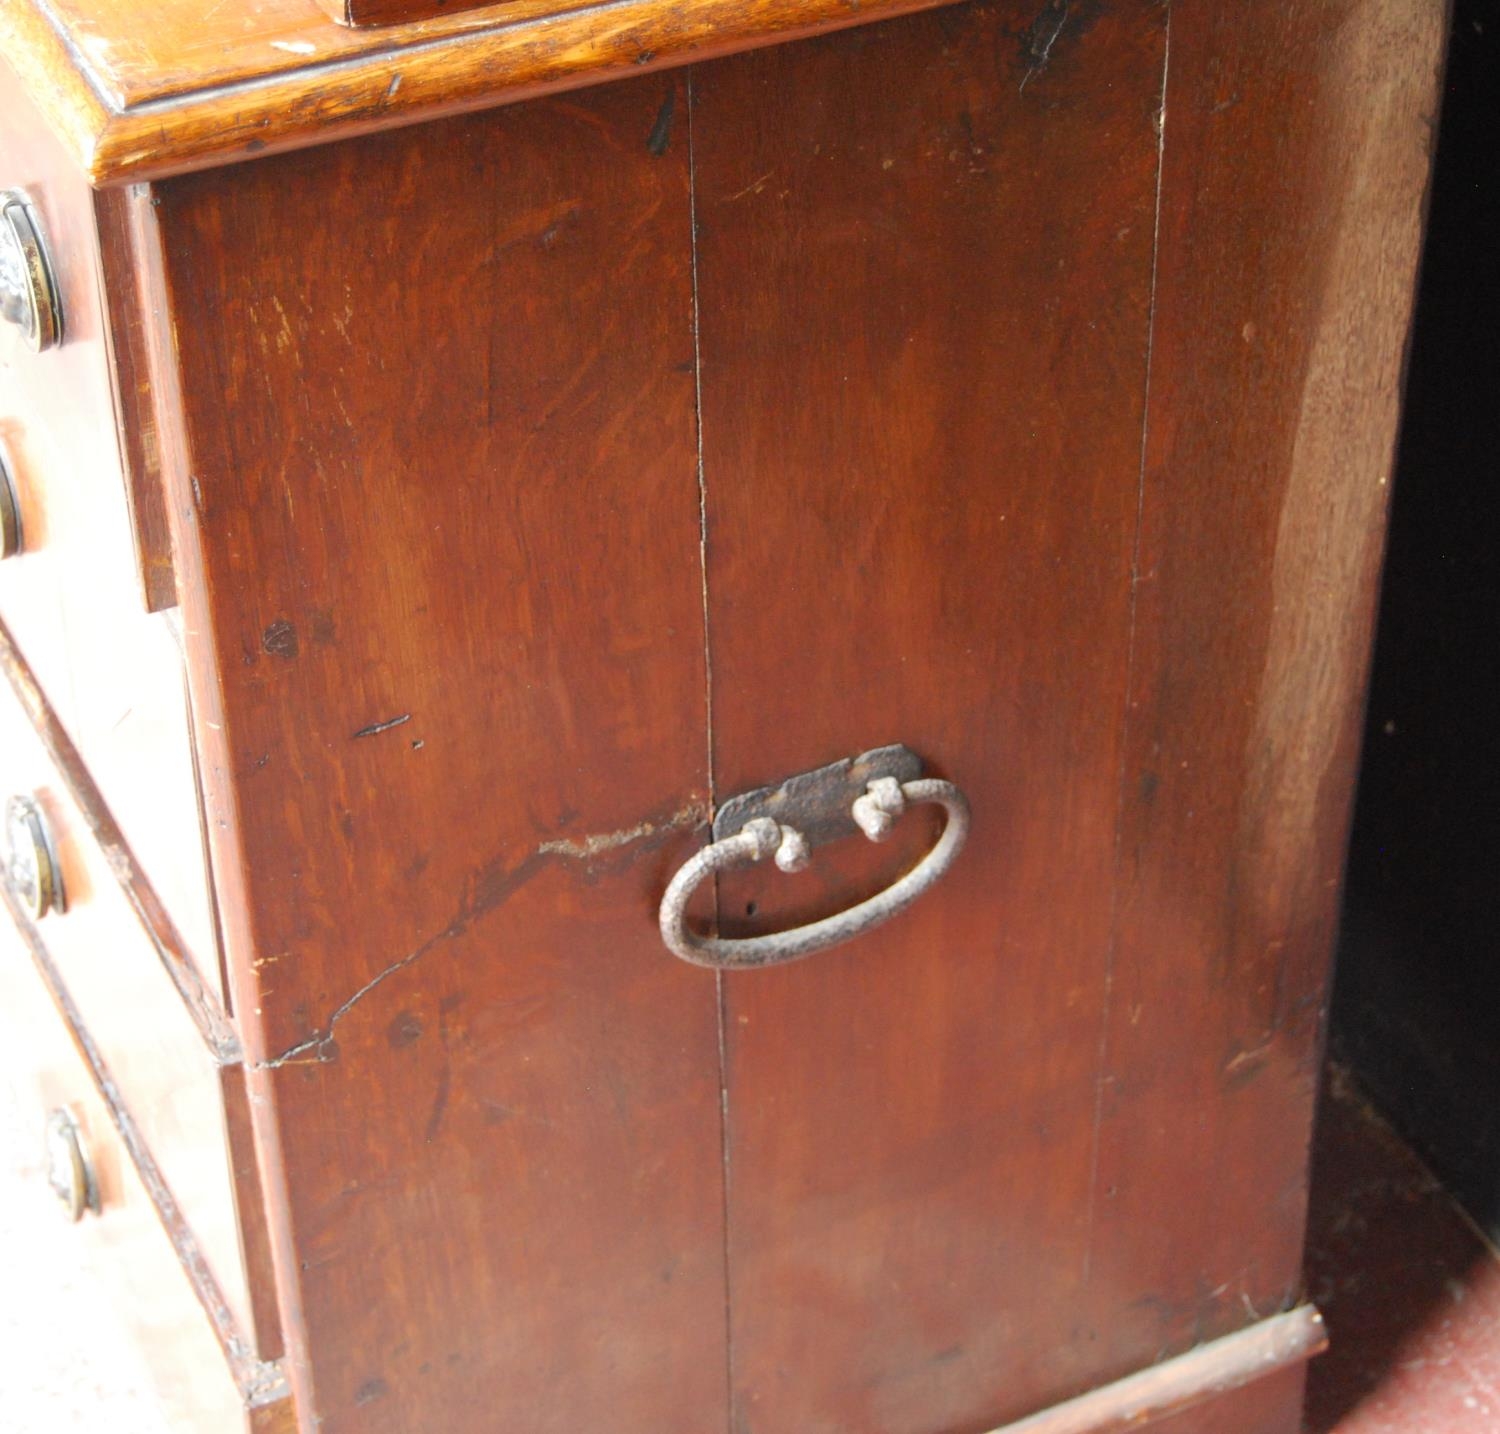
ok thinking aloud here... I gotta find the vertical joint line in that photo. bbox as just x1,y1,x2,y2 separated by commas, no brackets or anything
685,70,736,1433
1083,6,1172,1286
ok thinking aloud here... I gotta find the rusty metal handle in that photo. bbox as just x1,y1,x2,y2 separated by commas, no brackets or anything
659,776,970,970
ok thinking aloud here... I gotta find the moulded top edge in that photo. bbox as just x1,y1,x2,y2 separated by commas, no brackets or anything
5,0,965,186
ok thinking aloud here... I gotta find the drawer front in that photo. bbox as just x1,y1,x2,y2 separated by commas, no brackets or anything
0,914,252,1431
0,642,265,1359
0,59,221,999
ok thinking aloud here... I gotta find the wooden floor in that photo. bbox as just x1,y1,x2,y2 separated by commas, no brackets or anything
3,1047,1497,1431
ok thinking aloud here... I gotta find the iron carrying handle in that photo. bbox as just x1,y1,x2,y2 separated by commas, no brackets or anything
659,776,970,970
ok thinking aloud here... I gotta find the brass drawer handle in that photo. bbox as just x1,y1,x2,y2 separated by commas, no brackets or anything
659,746,970,970
5,792,65,919
0,191,62,352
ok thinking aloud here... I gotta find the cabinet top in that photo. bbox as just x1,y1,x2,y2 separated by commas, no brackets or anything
4,0,959,187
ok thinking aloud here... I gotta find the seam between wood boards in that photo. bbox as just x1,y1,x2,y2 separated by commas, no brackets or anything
1081,1,1172,1290
684,64,736,1434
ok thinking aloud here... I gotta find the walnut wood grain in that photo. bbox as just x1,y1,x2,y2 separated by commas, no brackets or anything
92,185,177,612
3,0,973,186
0,3,1438,1430
221,1063,289,1363
246,1395,301,1434
692,2,1440,1429
1085,0,1446,1371
693,5,1170,1427
131,78,726,1432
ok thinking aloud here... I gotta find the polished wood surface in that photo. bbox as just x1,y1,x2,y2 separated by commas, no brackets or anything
693,6,1168,1427
93,184,178,613
1086,0,1447,1370
134,76,727,1433
0,1,1444,1430
1,0,970,185
313,0,501,28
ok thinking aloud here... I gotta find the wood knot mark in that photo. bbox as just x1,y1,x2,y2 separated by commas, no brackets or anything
387,1010,423,1048
262,619,299,660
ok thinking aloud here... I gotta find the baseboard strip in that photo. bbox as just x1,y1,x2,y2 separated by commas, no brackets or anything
988,1304,1327,1434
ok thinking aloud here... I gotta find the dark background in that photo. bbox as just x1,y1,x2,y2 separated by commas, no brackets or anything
1332,0,1500,1240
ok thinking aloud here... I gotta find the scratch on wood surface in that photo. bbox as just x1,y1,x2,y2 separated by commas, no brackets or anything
352,713,411,739
256,798,708,1068
646,87,676,155
1020,0,1070,92
725,170,774,202
537,801,704,859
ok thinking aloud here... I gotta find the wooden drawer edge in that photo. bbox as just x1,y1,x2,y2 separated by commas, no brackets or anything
2,876,290,1415
990,1305,1327,1434
0,615,238,1060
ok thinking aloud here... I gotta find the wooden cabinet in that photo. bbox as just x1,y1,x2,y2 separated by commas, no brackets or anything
0,2,1444,1431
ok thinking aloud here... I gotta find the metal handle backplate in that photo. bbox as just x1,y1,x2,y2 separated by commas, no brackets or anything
0,191,62,353
45,1106,99,1221
5,792,64,919
659,746,970,970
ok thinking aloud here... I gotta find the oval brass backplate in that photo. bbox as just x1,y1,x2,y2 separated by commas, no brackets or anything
5,793,64,918
45,1107,99,1221
0,442,22,558
0,191,62,353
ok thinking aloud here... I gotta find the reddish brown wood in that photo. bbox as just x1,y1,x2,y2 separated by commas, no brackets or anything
133,77,726,1433
92,185,178,612
1086,0,1447,1371
0,3,1443,1430
221,1063,288,1363
693,6,1169,1428
247,1397,301,1434
313,0,499,27
990,1306,1324,1433
0,0,977,185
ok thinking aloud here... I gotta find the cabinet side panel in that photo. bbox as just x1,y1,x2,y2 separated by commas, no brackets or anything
1088,0,1445,1379
692,4,1170,1429
141,79,726,1433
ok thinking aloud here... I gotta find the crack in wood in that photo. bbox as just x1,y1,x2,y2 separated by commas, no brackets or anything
256,797,708,1067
